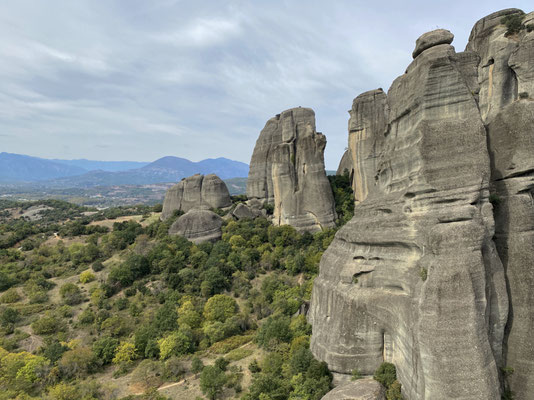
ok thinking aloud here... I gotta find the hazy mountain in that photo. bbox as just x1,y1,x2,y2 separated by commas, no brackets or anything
0,152,87,182
0,154,249,187
51,159,149,172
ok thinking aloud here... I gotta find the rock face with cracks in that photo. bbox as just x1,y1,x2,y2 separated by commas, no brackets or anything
309,11,534,398
161,174,231,220
247,107,337,232
466,8,534,399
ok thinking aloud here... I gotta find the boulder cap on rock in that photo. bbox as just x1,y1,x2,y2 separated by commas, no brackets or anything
168,208,223,244
412,29,454,58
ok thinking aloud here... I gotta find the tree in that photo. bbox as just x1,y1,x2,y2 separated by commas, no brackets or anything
203,294,238,323
178,300,202,329
200,365,227,400
112,342,136,371
158,328,194,359
92,336,119,365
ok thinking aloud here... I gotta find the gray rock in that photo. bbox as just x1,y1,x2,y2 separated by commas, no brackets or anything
310,25,507,400
232,203,261,220
168,208,223,244
321,379,385,400
412,29,454,58
487,101,534,399
336,149,353,176
247,107,337,232
466,10,534,399
161,174,231,220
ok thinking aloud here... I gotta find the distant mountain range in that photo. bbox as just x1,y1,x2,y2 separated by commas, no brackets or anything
0,152,249,188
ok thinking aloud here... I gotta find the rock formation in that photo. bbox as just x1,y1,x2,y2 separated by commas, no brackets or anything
310,9,534,398
466,9,534,399
336,149,353,177
168,207,223,243
321,379,385,400
247,107,337,232
232,203,262,220
161,174,231,220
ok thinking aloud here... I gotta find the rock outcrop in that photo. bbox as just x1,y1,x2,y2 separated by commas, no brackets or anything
465,9,534,398
321,379,385,400
309,15,532,398
168,208,223,243
161,174,231,220
336,149,353,177
232,203,262,220
247,107,337,231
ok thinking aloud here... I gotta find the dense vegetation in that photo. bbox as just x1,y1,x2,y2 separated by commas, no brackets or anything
0,177,354,399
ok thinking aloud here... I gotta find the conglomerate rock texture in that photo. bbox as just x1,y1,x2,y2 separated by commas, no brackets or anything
161,174,231,220
309,9,534,398
247,107,337,232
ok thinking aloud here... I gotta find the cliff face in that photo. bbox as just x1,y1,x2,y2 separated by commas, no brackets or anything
247,108,337,232
311,9,534,398
161,174,231,220
467,9,534,398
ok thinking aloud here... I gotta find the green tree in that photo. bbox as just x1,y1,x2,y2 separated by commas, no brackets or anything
203,294,238,323
92,336,119,365
200,365,227,400
158,328,194,359
374,362,397,388
112,342,136,372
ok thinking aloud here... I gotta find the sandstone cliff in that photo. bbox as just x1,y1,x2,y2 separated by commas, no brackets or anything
168,207,223,243
161,173,231,220
247,108,337,232
311,9,534,399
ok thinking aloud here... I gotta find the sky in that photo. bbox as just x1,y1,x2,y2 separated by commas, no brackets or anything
0,1,531,169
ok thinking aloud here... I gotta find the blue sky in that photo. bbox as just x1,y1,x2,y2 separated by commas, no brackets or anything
0,1,531,168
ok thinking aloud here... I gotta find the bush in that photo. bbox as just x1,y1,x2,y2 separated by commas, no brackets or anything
386,380,404,400
374,362,397,388
59,283,82,305
501,13,525,36
158,328,194,359
0,288,21,304
351,368,362,380
92,261,104,272
191,356,204,374
256,314,292,349
79,270,96,284
32,313,66,335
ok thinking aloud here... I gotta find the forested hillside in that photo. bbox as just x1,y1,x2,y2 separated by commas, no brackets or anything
0,175,353,400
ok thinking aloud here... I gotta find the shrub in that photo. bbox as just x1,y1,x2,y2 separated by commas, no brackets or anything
420,267,428,281
31,313,66,335
351,368,362,380
256,314,292,349
59,283,82,305
374,362,397,388
92,261,104,272
386,380,404,400
501,13,525,36
225,348,253,362
191,356,204,374
0,288,21,304
79,270,95,284
112,342,136,371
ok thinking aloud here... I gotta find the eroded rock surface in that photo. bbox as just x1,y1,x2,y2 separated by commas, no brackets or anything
465,9,534,398
336,149,353,176
161,174,231,220
247,108,337,232
321,379,385,400
310,19,514,400
168,208,223,243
